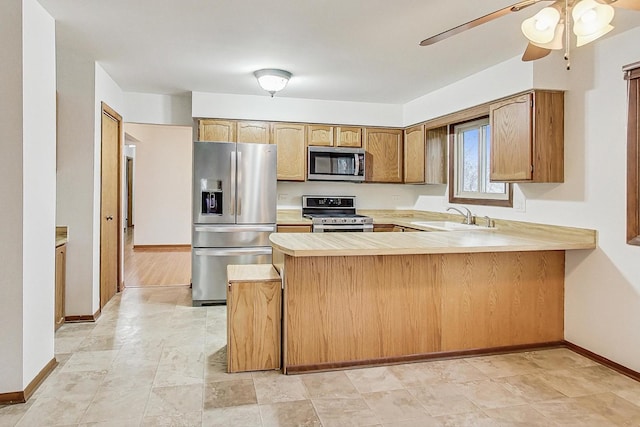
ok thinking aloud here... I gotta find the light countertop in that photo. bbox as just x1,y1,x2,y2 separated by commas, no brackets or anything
272,210,596,257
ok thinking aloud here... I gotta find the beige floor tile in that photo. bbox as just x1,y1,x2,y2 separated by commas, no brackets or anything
382,418,441,427
60,349,119,373
301,371,360,399
254,374,310,404
203,379,257,409
141,411,202,427
391,359,488,387
77,334,126,352
457,379,528,409
573,392,640,425
362,389,428,423
145,384,204,417
466,353,544,378
408,383,479,417
494,373,566,402
532,397,617,426
54,336,86,354
78,418,142,427
433,410,499,427
311,397,379,426
15,394,94,426
537,368,613,397
614,385,640,407
202,404,262,426
80,384,151,423
524,348,599,370
154,345,205,387
345,367,404,393
482,404,556,426
0,401,34,427
260,400,321,427
38,370,106,398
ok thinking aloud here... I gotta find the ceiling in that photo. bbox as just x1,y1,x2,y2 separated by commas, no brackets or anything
37,0,640,104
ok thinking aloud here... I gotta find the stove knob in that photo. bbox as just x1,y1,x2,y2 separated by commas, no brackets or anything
342,218,347,223
351,218,356,223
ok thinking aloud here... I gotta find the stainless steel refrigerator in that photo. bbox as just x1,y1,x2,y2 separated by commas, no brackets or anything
192,141,277,306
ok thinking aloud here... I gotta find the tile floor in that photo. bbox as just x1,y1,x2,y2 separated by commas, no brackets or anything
2,286,640,426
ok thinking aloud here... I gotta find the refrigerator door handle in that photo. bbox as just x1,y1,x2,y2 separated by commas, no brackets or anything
194,248,272,257
236,151,242,216
194,225,276,233
230,150,236,216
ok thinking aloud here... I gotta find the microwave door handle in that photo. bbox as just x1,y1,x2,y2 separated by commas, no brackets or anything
230,151,236,215
354,153,360,176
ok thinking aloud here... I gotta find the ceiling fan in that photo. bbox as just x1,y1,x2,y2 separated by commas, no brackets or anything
419,0,640,69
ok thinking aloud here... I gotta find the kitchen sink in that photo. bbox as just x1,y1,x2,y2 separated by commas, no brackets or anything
410,221,492,231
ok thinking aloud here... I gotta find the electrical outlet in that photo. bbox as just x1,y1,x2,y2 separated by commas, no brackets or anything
391,195,400,202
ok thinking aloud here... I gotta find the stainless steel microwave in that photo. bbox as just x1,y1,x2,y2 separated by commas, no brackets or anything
307,146,365,182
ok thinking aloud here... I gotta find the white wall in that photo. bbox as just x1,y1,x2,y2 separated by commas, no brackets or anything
21,0,57,388
192,92,404,127
0,0,25,394
406,28,640,372
124,123,192,245
124,92,192,126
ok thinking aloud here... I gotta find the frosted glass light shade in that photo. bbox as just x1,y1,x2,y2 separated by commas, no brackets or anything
531,23,565,50
576,24,614,46
572,0,614,38
522,7,561,44
254,69,292,96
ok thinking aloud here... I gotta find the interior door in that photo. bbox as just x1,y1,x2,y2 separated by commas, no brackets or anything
100,103,121,309
126,157,133,227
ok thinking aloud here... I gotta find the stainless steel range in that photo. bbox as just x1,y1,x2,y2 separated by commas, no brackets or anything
302,195,373,232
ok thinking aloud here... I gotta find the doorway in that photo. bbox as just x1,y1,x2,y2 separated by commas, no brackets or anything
100,102,122,309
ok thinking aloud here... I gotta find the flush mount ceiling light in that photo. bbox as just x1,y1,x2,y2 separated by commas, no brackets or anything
419,0,638,70
254,69,292,97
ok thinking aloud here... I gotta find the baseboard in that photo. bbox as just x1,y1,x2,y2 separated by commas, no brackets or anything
65,308,101,323
133,244,191,252
0,358,57,404
563,340,640,382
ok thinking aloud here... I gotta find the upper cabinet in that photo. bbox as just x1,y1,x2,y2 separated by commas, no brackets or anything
307,125,334,147
490,90,564,183
272,123,306,181
364,128,403,183
237,121,271,144
335,127,362,147
425,126,448,184
404,125,426,184
198,119,236,142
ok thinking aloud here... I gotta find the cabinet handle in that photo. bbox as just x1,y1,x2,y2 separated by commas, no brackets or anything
106,216,113,221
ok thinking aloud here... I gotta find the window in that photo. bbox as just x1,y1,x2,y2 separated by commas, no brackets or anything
449,117,512,207
625,61,640,245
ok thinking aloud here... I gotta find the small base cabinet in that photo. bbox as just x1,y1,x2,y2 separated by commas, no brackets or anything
227,264,281,373
55,244,66,330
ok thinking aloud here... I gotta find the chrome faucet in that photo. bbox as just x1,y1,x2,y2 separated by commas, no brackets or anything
447,206,474,225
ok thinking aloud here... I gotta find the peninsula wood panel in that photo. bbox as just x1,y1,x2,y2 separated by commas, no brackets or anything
440,251,564,351
284,254,441,368
282,250,565,372
404,125,426,183
198,119,236,142
227,277,281,372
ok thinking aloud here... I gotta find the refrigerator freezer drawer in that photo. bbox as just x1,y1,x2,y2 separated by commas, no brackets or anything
193,224,276,248
192,247,273,306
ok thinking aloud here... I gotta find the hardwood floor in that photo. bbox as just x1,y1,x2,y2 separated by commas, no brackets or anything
123,227,191,287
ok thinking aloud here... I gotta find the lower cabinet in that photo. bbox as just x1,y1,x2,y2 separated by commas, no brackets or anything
227,264,281,373
55,244,66,331
277,225,312,233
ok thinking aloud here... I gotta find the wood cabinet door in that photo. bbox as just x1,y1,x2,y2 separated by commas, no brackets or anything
228,281,281,372
198,119,236,142
237,121,271,144
55,244,66,330
364,128,403,183
490,93,533,181
272,123,306,181
335,127,362,147
425,126,448,184
404,125,425,183
307,125,333,146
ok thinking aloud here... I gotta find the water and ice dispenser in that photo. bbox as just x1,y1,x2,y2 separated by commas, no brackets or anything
201,179,223,215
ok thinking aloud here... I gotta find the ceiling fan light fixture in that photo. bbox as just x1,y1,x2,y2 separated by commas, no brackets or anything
572,0,614,36
521,7,561,44
254,69,292,97
531,22,565,50
576,23,614,46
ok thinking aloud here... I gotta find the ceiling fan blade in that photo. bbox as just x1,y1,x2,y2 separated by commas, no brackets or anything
522,42,552,61
420,0,552,46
